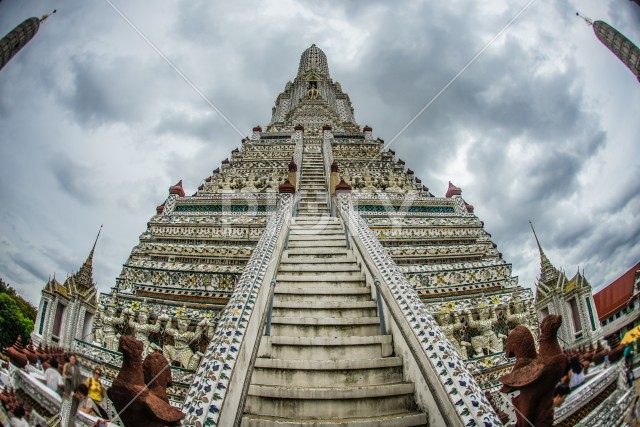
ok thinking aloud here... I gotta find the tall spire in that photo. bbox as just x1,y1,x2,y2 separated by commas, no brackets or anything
529,220,561,287
267,44,359,133
577,13,640,83
69,225,102,291
297,44,330,78
0,10,55,71
87,224,103,266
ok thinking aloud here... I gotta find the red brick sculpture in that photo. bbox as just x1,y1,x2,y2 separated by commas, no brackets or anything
500,315,568,427
107,336,184,427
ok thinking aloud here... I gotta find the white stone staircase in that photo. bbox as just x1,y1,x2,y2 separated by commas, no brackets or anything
241,142,427,426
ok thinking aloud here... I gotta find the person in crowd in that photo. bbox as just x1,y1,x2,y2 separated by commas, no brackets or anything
85,368,108,418
552,383,571,408
75,383,97,417
625,345,634,365
567,357,585,389
631,395,639,425
43,358,63,394
9,405,29,427
627,363,636,388
63,354,83,396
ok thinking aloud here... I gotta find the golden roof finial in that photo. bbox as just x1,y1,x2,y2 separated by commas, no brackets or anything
40,9,57,24
576,12,593,27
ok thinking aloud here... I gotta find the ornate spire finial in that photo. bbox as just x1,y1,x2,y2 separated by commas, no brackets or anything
576,12,593,26
40,9,57,23
90,224,103,257
70,225,102,290
529,220,543,253
529,220,561,290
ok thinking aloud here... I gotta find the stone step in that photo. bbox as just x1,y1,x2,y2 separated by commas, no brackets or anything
291,216,338,222
285,247,349,255
270,317,381,337
272,301,377,318
274,286,370,302
278,263,359,272
287,231,344,238
276,280,366,288
299,201,328,206
245,383,416,419
286,239,345,248
288,227,344,234
288,225,338,232
275,293,370,304
280,249,350,265
275,272,364,282
288,234,345,242
287,233,345,240
280,257,355,265
241,412,428,427
251,357,404,387
299,195,327,200
266,335,393,360
289,225,341,235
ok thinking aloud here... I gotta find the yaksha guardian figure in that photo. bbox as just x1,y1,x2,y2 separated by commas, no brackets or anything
162,316,207,369
102,303,126,351
127,307,162,358
92,309,105,347
505,299,537,339
465,306,506,356
435,309,471,359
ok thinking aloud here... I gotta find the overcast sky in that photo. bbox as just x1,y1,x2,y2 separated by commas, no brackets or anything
1,0,639,306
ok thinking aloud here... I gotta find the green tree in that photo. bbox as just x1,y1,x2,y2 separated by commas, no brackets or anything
0,292,34,347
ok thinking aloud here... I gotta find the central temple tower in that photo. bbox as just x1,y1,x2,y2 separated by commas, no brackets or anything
28,45,545,425
267,44,360,133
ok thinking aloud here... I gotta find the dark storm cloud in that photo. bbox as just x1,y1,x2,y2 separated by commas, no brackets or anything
61,54,161,126
0,0,638,306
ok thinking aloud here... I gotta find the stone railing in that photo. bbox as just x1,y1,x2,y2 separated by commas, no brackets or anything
322,128,334,190
181,193,293,426
13,369,62,416
554,361,632,426
75,410,119,426
336,193,501,426
292,129,303,188
163,193,280,216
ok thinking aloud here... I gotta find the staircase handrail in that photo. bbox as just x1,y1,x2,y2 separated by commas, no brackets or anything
292,130,303,189
322,128,334,193
12,369,62,415
335,192,502,427
182,193,294,426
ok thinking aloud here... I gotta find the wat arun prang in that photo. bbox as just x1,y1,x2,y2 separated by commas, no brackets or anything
30,44,543,421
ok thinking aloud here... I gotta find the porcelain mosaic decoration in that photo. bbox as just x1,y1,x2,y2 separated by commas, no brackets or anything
337,193,502,426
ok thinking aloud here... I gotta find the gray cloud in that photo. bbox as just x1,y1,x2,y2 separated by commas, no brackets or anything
50,155,97,205
0,0,638,306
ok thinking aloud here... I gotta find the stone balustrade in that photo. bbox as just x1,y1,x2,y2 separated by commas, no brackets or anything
181,193,293,426
336,192,502,426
